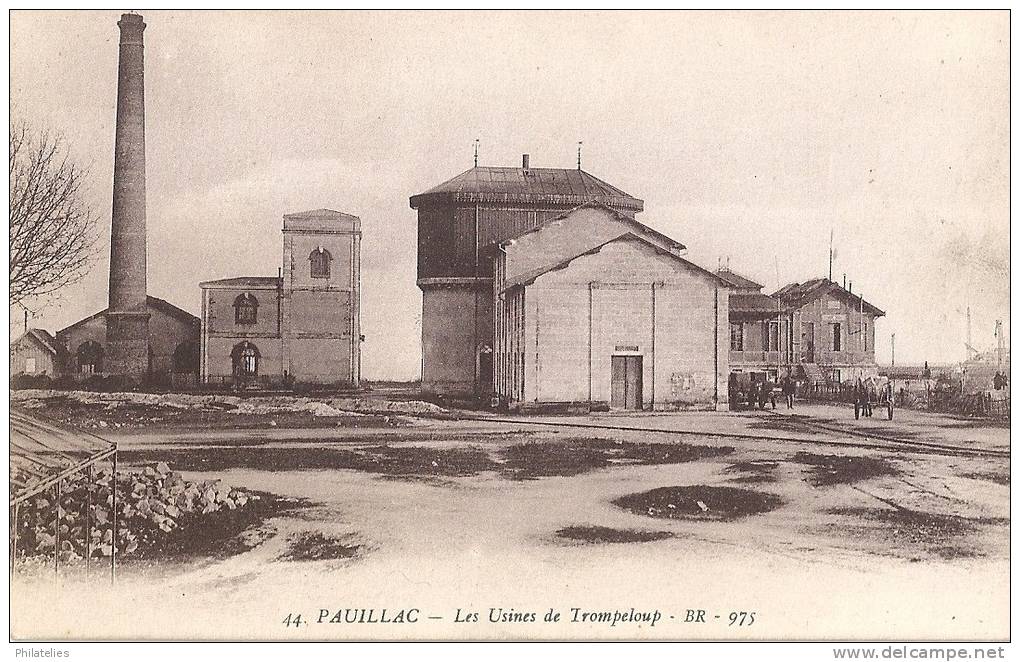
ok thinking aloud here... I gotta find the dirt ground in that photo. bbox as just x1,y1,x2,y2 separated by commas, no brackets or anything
10,400,1010,641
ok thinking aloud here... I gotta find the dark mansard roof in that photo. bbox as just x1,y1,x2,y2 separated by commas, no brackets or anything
410,166,644,212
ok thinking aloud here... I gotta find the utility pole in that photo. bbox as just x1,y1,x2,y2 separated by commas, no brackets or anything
967,306,974,360
828,229,833,281
891,333,895,366
995,319,1004,372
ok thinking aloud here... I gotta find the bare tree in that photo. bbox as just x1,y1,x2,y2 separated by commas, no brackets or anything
9,119,97,307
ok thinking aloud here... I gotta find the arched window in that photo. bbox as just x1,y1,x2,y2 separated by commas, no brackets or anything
234,293,258,325
309,247,332,279
77,341,104,374
231,341,260,377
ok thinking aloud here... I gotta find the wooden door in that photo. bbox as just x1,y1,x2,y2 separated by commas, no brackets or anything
611,355,643,410
625,356,643,409
611,356,627,408
804,322,815,362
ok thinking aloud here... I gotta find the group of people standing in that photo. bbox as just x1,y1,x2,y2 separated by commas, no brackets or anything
744,374,797,410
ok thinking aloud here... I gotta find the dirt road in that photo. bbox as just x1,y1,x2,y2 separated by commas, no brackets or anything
10,404,1009,640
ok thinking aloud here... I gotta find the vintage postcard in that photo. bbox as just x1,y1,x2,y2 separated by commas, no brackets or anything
8,9,1010,646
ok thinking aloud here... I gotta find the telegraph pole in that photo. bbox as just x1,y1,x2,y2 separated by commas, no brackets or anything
891,333,896,366
995,320,1004,372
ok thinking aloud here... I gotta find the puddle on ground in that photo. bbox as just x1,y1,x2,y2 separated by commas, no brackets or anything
824,507,1008,561
555,525,674,544
724,460,779,483
121,445,499,476
613,485,783,521
960,471,1010,486
501,438,733,480
792,452,899,486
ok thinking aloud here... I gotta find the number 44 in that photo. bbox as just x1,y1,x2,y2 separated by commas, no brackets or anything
283,613,304,627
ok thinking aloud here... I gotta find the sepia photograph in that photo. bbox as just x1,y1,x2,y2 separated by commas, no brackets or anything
7,8,1011,647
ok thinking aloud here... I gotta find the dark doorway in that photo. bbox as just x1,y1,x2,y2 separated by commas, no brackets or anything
231,341,260,386
77,341,104,374
803,322,815,362
172,341,199,373
611,355,643,410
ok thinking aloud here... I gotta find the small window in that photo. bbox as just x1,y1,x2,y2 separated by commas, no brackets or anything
234,293,258,325
730,323,744,351
310,247,332,279
764,321,780,352
831,323,841,352
25,357,36,374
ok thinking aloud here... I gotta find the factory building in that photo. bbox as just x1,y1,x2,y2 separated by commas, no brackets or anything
410,155,644,396
38,14,201,388
493,203,730,410
199,209,362,388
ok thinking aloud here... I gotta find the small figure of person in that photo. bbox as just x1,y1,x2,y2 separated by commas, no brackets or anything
758,377,776,410
782,374,795,409
856,378,872,417
993,371,1004,390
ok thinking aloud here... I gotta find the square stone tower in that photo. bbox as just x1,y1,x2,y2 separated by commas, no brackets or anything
280,209,361,386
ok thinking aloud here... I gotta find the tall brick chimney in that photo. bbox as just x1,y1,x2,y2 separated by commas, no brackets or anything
105,13,149,380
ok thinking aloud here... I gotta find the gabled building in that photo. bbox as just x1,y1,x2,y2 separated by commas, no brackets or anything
10,329,60,378
56,296,201,386
493,202,730,410
720,270,885,388
775,278,884,385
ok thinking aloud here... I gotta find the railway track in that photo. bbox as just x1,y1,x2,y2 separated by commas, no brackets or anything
462,414,1010,460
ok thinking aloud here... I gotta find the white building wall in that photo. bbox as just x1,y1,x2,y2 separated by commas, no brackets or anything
516,238,728,409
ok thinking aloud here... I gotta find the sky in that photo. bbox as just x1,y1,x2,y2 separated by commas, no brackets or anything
9,10,1010,378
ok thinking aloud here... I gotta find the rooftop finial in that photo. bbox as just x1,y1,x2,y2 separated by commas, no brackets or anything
577,141,583,170
473,138,479,167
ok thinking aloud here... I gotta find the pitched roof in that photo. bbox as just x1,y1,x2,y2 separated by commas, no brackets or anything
772,278,885,316
715,267,764,291
499,200,686,253
730,292,782,314
283,208,360,222
57,295,200,336
146,296,201,326
500,231,727,293
11,328,59,355
410,166,644,212
199,276,282,289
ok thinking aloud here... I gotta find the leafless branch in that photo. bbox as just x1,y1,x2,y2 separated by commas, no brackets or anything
9,118,98,307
